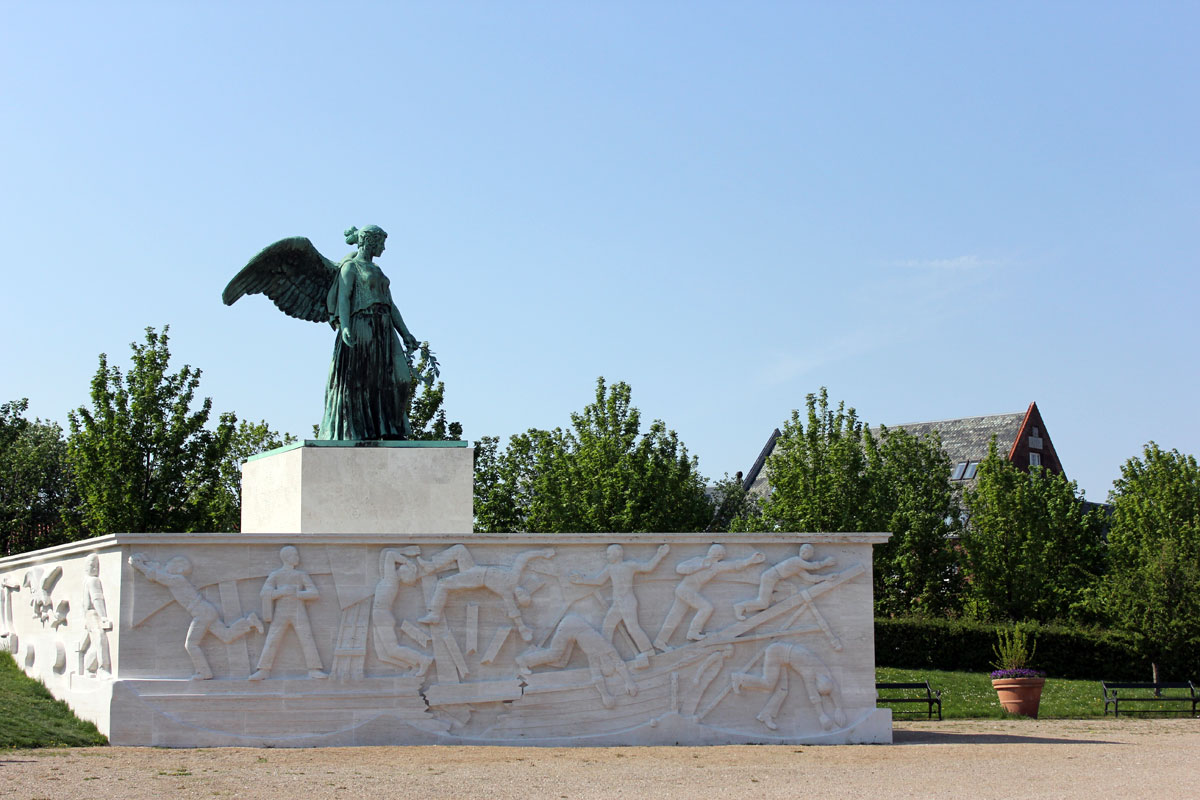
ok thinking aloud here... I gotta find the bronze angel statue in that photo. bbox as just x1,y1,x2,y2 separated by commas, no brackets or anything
223,225,436,441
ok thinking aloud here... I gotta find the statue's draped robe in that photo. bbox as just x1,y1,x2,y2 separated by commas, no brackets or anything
319,264,413,441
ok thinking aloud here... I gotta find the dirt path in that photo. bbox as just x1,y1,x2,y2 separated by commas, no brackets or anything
2,719,1196,800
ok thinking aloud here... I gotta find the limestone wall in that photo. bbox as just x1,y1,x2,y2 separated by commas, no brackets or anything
1,532,890,746
0,538,124,734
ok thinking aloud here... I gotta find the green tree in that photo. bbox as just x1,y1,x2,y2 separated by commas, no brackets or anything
738,388,874,532
734,389,964,615
407,345,463,441
474,378,713,533
67,326,237,534
707,472,760,533
961,440,1106,623
0,400,78,554
867,426,964,617
1105,443,1200,680
208,419,296,532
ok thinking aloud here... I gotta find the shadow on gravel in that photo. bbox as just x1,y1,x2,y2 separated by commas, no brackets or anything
893,730,1122,746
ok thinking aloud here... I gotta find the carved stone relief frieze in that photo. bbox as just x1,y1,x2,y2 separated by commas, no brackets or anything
653,545,765,650
250,546,325,680
370,548,432,676
732,642,846,731
103,535,885,745
23,565,68,628
129,552,263,680
76,554,113,678
417,545,555,643
0,576,19,655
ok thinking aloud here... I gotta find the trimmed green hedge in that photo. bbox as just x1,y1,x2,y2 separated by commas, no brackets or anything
874,617,1171,680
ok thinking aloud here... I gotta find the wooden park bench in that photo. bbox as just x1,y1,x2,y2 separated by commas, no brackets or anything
876,681,942,720
1101,681,1198,717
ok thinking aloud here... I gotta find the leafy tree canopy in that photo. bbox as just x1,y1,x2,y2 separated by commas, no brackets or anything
407,345,462,441
735,389,963,616
208,419,295,532
867,424,964,617
1104,442,1200,678
961,439,1107,623
738,388,873,532
474,378,712,533
0,399,77,554
68,326,240,534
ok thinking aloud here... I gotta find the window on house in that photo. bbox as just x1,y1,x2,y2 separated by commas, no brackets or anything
951,461,968,480
1030,452,1042,467
963,461,978,480
1028,424,1044,450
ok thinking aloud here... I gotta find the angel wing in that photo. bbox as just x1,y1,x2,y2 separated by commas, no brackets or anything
222,237,340,323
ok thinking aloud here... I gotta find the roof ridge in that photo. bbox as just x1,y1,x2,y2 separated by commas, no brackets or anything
878,410,1026,429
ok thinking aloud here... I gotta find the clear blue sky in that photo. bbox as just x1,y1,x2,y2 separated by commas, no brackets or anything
2,2,1196,503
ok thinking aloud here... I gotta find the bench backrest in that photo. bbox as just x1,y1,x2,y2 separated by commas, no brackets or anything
876,682,931,691
1102,681,1194,690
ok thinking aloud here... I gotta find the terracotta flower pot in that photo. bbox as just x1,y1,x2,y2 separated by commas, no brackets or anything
992,677,1045,718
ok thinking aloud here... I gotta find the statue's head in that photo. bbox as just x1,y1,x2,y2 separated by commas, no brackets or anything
605,544,623,563
166,556,191,576
85,554,100,577
798,544,815,559
707,544,726,561
280,546,300,567
345,225,387,258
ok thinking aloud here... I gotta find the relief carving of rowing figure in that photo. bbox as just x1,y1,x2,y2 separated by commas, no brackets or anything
372,549,433,676
417,545,555,642
129,553,264,680
653,545,764,650
732,642,847,732
568,543,668,667
734,544,836,621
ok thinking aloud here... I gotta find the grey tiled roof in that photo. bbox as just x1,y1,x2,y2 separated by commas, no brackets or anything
874,412,1026,466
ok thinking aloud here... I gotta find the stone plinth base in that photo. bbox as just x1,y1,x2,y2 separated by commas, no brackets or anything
240,441,472,534
1,532,891,747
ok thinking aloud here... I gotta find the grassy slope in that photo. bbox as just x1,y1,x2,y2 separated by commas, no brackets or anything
0,652,107,748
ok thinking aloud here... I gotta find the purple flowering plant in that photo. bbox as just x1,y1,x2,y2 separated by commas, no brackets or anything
990,626,1045,680
989,667,1046,679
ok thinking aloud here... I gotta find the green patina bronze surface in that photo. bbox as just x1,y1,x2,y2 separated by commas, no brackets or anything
223,225,435,441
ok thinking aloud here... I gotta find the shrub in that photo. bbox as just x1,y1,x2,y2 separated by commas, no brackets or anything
874,617,1159,680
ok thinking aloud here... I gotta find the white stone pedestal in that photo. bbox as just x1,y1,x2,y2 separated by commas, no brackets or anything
240,441,473,534
0,532,892,746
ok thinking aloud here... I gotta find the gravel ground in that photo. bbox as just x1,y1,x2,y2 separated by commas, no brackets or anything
2,719,1196,800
